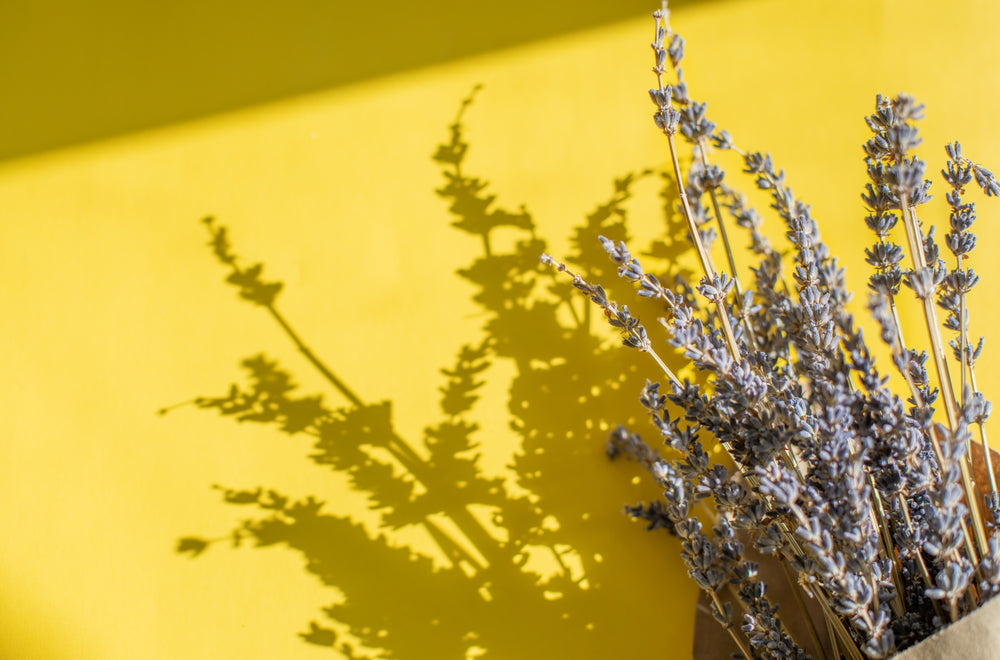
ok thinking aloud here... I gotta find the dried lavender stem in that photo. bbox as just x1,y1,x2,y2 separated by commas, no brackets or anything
968,364,999,495
903,204,960,411
872,235,910,354
923,296,988,560
543,255,683,388
950,155,999,500
892,304,986,601
871,292,947,550
868,476,905,617
654,80,714,273
779,557,829,660
667,133,740,360
776,527,867,659
964,581,979,616
806,582,865,660
839,378,904,614
927,419,983,570
696,141,761,351
646,345,682,388
652,54,740,361
889,298,908,357
895,493,945,622
958,262,968,397
698,143,738,283
952,258,994,514
779,448,808,488
917,295,958,431
708,590,755,659
721,144,801,302
656,14,761,355
724,583,749,615
825,617,841,660
698,501,719,524
954,259,999,499
900,204,927,272
901,194,988,559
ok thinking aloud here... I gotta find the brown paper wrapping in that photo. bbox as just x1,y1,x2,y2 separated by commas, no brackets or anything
895,595,1000,659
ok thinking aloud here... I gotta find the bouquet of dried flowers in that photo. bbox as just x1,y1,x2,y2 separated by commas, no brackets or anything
543,6,1000,658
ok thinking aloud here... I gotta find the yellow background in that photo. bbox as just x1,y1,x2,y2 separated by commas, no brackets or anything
3,0,1000,658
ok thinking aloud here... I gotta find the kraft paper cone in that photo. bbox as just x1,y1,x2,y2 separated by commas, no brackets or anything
894,595,1000,660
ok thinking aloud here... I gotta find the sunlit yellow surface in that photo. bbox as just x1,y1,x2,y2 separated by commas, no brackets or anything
3,1,1000,658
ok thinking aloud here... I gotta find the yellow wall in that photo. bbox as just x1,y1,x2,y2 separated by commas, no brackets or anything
3,1,1000,658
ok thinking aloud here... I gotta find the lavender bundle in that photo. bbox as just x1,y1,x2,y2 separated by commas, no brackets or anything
543,7,1000,658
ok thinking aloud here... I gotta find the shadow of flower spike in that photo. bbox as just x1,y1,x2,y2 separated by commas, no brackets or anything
168,86,701,658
